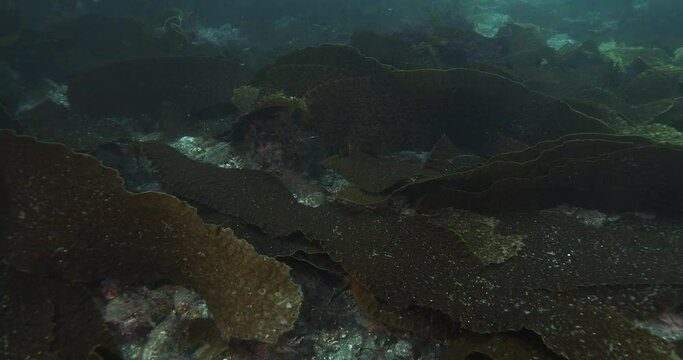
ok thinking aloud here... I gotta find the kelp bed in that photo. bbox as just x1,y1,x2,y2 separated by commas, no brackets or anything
2,17,683,360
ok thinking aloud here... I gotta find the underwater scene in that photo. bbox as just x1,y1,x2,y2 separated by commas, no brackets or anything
2,0,683,359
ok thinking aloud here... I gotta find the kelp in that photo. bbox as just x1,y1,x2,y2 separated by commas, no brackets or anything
318,209,682,359
505,66,571,97
68,56,249,117
141,140,310,238
403,144,683,214
1,267,55,359
598,44,672,73
361,134,681,214
348,29,412,66
12,13,233,79
19,99,129,152
496,23,556,69
0,102,19,130
0,130,302,345
334,186,391,207
348,29,442,69
3,14,141,79
327,134,652,197
232,85,262,113
486,133,654,163
621,66,683,104
423,135,484,174
555,41,624,89
253,64,359,98
231,85,307,116
267,44,395,74
347,278,458,340
563,97,632,130
435,210,682,290
140,141,683,359
623,123,683,147
280,251,346,275
141,141,683,290
566,87,681,128
336,134,653,207
0,5,21,48
324,136,485,195
567,87,644,121
304,68,614,155
654,97,683,132
1,264,119,360
429,210,525,265
28,15,162,77
198,206,323,258
252,44,396,97
443,332,563,360
323,151,423,193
